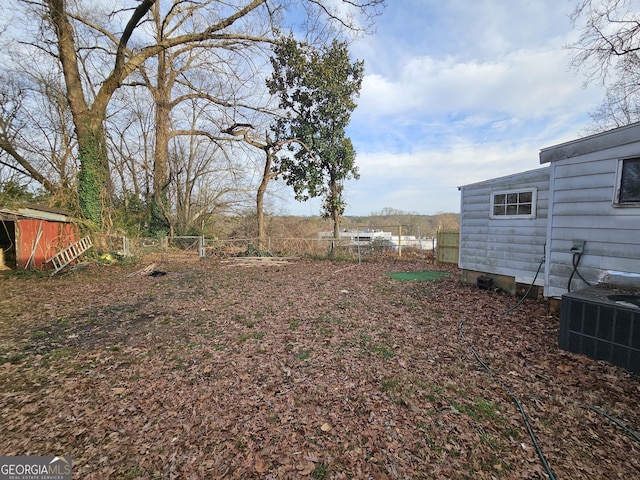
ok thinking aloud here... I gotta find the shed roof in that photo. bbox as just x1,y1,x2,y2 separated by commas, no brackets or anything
539,121,640,164
0,207,73,223
457,166,549,190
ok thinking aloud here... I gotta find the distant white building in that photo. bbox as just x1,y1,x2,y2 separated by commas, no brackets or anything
318,229,436,250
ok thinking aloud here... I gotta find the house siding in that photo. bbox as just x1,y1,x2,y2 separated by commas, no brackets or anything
459,168,550,291
544,143,640,298
458,122,640,300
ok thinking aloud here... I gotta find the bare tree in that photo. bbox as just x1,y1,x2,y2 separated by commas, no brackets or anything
106,87,155,231
40,0,275,225
133,1,274,235
222,123,315,249
570,0,640,130
2,0,384,228
0,77,55,193
0,71,76,205
168,111,254,235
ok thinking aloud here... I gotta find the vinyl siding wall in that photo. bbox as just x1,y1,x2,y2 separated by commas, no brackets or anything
459,168,550,283
545,143,640,298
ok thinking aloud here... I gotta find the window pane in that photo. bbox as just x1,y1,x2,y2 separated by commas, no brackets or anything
518,204,532,215
620,158,640,203
519,191,532,203
492,190,536,217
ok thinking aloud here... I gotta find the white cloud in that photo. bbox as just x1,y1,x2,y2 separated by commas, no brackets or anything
336,141,544,215
355,47,596,121
278,0,610,217
357,142,539,187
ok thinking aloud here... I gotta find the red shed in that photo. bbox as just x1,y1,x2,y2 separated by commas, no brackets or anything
0,207,79,270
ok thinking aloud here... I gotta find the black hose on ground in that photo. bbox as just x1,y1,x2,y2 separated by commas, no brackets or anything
461,260,640,479
502,257,545,315
505,256,640,446
458,319,558,480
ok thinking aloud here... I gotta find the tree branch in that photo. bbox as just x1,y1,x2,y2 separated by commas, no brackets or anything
0,135,58,193
168,129,230,142
114,0,157,74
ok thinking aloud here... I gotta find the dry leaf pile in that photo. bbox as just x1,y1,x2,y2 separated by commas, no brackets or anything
1,257,639,479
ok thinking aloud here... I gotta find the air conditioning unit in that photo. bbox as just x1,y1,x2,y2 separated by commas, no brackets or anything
559,286,640,374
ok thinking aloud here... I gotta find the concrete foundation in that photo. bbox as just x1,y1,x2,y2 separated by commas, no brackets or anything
461,269,543,299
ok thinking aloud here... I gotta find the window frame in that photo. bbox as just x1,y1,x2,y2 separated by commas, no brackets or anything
613,157,640,207
489,188,538,220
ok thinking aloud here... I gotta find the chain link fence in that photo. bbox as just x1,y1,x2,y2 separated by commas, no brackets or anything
100,233,438,262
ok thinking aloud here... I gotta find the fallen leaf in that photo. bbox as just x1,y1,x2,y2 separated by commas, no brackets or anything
297,461,315,475
4,257,640,480
255,459,268,473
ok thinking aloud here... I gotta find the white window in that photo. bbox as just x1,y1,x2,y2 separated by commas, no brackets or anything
615,157,640,205
490,188,537,219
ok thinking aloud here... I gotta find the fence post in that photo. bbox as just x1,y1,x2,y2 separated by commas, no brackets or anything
398,225,402,258
417,225,424,263
199,236,205,258
122,235,130,256
432,237,435,263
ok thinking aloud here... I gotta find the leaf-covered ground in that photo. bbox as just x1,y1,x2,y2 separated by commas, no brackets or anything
1,256,639,479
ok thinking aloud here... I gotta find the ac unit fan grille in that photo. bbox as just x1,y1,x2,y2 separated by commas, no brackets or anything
559,287,640,374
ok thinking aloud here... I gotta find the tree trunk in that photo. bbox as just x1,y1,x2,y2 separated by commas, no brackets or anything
47,0,155,226
151,84,170,233
0,135,59,195
48,0,111,223
256,149,274,251
256,187,267,251
151,45,171,235
330,173,341,239
76,119,112,225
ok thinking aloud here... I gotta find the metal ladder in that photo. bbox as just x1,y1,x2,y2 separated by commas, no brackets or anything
46,236,93,274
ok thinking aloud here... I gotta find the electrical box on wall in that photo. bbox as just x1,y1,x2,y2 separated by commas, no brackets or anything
570,240,585,254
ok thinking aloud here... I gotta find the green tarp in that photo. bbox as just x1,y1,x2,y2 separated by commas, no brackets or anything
386,271,450,281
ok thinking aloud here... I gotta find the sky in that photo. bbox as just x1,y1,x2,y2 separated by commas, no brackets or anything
276,0,607,216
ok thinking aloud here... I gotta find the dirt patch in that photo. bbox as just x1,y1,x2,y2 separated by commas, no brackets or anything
1,257,639,479
220,257,295,267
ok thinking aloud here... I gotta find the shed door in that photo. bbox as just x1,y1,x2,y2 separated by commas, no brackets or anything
0,220,16,268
